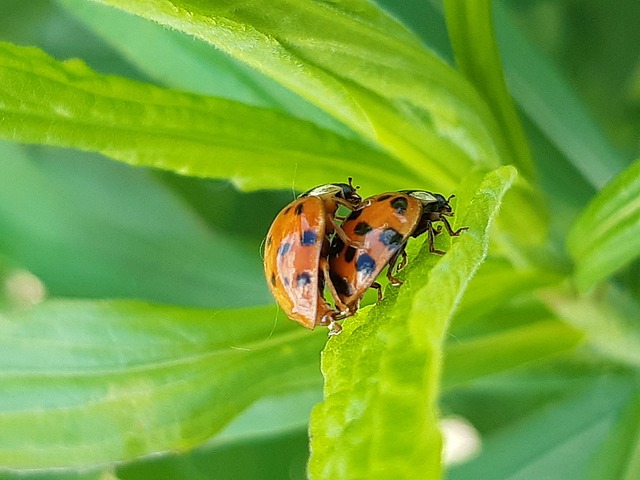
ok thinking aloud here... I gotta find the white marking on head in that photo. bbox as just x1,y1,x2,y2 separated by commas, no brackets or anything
409,191,437,203
304,184,342,198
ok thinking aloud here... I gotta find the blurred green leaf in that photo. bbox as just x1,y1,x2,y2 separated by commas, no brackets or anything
443,0,533,178
449,374,639,480
55,0,348,135
586,389,640,480
0,41,412,193
567,157,640,291
0,470,109,480
308,166,517,479
117,427,310,480
449,257,563,335
494,3,626,189
544,287,640,369
444,319,582,389
94,0,503,191
0,392,318,479
0,299,325,469
0,141,268,306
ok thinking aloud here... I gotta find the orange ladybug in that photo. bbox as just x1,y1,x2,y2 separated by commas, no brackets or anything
263,180,361,334
329,190,467,312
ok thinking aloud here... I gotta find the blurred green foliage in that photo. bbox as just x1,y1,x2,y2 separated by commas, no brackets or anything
0,0,638,479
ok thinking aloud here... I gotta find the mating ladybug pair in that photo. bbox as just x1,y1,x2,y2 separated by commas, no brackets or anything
263,179,467,335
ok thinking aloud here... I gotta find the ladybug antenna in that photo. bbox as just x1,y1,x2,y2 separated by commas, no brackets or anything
447,194,456,203
348,177,360,191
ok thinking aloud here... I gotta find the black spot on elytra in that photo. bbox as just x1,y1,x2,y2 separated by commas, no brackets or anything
344,246,357,263
380,228,402,247
330,236,345,257
295,203,304,215
356,253,376,276
266,235,272,247
270,273,276,286
301,229,317,246
284,206,291,215
348,208,363,221
391,196,408,214
377,194,393,201
354,221,373,236
296,272,312,286
330,271,351,296
278,242,291,256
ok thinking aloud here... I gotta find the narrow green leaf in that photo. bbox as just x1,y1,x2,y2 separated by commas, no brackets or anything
94,0,504,191
444,317,582,389
442,354,622,438
0,300,325,469
0,470,110,480
567,157,640,291
443,0,533,178
56,0,347,135
544,287,640,369
449,258,563,335
449,375,639,480
117,428,310,480
308,166,517,479
494,3,626,189
58,0,278,103
0,41,413,193
587,389,640,480
0,141,268,306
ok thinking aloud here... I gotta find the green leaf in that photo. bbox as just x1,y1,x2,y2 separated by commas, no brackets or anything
443,318,582,389
56,0,347,135
586,389,640,480
449,257,563,334
494,3,626,189
0,141,268,306
117,427,310,480
0,41,413,193
93,0,503,191
308,166,517,479
448,374,639,480
544,287,640,369
0,300,325,469
443,0,533,178
567,157,640,291
443,258,583,389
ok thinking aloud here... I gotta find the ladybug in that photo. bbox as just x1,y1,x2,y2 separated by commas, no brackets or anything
263,179,361,334
329,190,467,312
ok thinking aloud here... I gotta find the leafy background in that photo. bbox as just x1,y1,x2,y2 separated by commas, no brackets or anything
0,0,639,479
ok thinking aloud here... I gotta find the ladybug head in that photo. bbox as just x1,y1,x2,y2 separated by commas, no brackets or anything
336,177,361,206
434,193,454,215
301,178,361,207
404,190,454,216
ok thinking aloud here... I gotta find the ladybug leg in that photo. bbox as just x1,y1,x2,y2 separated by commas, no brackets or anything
442,216,469,237
386,247,407,286
327,320,343,336
396,250,408,271
329,216,365,249
370,282,383,302
428,222,446,256
320,257,351,315
318,311,344,336
327,304,361,336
